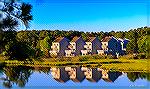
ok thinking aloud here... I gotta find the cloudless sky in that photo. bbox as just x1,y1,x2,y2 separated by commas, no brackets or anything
22,0,150,32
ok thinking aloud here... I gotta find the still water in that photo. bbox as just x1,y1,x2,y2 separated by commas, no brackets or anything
0,66,149,89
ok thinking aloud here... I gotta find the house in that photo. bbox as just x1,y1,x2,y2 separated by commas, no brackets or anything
51,67,70,83
81,67,102,82
65,36,85,57
49,37,70,57
81,37,101,55
65,67,85,82
98,69,122,82
98,36,120,56
118,38,129,51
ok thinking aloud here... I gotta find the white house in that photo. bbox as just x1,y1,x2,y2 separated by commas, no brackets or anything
65,36,85,57
81,37,101,55
49,37,69,57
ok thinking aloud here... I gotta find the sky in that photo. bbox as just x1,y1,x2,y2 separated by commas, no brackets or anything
22,0,150,32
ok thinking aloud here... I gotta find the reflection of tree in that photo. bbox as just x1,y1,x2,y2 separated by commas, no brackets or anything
127,72,140,82
1,66,33,88
34,67,51,74
127,72,150,82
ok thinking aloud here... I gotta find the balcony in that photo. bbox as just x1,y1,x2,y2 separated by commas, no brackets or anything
49,50,59,55
51,45,58,49
81,50,92,55
65,50,76,57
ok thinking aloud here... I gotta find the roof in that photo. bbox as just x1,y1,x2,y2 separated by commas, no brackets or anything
71,36,81,42
86,37,96,42
101,36,112,42
53,37,69,42
53,37,64,42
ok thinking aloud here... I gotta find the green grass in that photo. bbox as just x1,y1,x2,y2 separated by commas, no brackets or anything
0,58,149,72
0,55,149,72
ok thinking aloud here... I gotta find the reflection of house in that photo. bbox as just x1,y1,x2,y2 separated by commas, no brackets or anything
98,69,122,82
65,37,85,57
81,67,102,82
81,37,101,55
65,67,85,82
51,67,69,83
49,37,69,57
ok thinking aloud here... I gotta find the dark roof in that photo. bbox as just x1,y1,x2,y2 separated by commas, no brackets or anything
71,36,81,42
86,37,96,42
101,36,112,42
53,37,64,42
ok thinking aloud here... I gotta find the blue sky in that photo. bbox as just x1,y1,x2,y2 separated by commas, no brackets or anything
22,0,150,32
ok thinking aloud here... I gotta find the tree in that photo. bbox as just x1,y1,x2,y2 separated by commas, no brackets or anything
36,36,52,58
126,30,139,54
138,35,150,58
0,0,33,60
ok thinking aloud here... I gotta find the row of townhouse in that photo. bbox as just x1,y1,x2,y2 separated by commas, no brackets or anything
49,36,129,57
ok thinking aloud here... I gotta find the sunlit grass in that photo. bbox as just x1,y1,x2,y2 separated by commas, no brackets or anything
0,55,149,72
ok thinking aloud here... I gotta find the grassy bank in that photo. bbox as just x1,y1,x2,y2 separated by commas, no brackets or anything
0,55,149,72
0,58,149,72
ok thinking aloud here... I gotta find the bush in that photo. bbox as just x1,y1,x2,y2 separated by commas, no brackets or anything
137,53,146,59
107,55,115,59
92,54,107,59
79,56,90,62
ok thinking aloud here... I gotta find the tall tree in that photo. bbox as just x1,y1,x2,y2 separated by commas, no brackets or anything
0,0,33,60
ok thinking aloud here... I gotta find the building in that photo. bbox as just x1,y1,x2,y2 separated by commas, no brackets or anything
65,36,85,57
81,67,102,82
81,37,101,55
51,67,70,83
118,38,130,51
98,36,120,56
65,67,85,82
49,37,70,57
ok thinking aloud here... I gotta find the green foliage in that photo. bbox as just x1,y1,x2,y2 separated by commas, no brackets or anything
4,41,35,61
36,36,51,58
138,35,150,58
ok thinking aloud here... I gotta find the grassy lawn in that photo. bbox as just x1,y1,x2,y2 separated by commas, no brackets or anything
0,57,149,72
0,55,149,72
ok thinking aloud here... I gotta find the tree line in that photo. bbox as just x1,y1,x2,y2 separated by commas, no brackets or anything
0,0,150,61
0,27,150,60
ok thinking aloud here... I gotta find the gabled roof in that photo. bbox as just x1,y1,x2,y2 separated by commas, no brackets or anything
71,36,81,42
53,37,64,42
86,37,97,42
53,37,70,42
101,36,112,42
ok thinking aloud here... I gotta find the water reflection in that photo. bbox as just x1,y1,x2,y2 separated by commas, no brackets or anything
51,67,122,83
0,65,149,88
0,66,33,88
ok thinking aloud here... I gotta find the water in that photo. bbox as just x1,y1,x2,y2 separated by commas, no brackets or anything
0,66,149,89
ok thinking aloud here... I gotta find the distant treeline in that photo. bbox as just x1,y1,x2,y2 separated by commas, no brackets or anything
0,26,150,60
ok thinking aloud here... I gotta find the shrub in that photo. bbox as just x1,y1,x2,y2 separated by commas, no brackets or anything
79,56,90,62
137,53,146,59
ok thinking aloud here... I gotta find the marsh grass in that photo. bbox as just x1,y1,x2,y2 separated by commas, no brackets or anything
0,54,150,72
